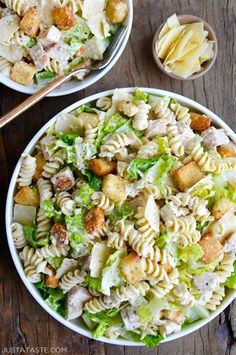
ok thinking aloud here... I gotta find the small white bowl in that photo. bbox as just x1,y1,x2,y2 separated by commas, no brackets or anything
0,1,133,97
6,88,236,346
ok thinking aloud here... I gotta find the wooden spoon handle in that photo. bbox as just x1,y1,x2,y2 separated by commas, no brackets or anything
0,74,68,129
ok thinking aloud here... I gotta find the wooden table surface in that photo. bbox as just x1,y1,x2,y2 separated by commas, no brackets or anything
1,0,236,354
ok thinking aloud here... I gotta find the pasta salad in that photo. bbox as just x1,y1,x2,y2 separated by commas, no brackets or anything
0,0,128,86
11,89,236,347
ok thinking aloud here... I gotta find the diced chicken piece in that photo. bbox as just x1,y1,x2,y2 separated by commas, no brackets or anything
212,198,235,220
51,167,75,191
47,40,70,67
174,161,204,191
102,174,127,203
193,272,219,291
44,264,59,288
160,203,188,223
201,127,229,148
121,306,141,331
127,193,146,211
10,61,36,86
116,100,139,117
66,285,92,320
20,7,40,36
29,43,49,71
159,321,181,336
50,223,68,246
52,6,76,30
90,158,117,176
121,252,145,284
38,25,61,47
33,152,46,180
224,233,236,253
217,144,236,158
125,179,145,198
84,207,105,233
1,8,15,17
14,186,40,207
146,119,168,138
199,232,223,263
106,0,128,24
190,112,211,132
179,128,195,149
162,310,184,324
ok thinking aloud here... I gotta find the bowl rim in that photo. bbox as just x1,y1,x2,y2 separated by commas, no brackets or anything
5,87,236,346
152,14,218,81
0,0,133,97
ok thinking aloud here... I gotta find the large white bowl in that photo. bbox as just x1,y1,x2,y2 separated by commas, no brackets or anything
6,88,236,346
0,1,133,97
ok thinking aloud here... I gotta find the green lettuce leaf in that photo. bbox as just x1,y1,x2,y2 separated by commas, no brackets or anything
46,256,63,269
36,71,56,85
156,233,178,262
92,322,108,338
84,275,101,292
35,279,66,316
101,250,124,296
184,305,209,325
196,221,209,233
145,156,175,193
96,112,128,148
43,200,63,222
142,333,164,348
75,182,94,208
132,88,149,105
156,137,169,154
108,202,134,223
57,132,80,146
65,211,86,249
225,261,236,289
178,244,204,264
62,17,91,43
83,169,103,191
84,308,122,326
23,226,49,248
25,37,37,48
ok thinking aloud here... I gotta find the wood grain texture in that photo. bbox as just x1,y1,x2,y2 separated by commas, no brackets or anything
0,0,236,354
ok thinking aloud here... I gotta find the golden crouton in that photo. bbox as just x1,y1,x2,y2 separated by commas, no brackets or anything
199,232,223,263
84,207,105,233
106,0,128,24
217,144,236,158
33,152,46,180
20,7,40,36
190,112,211,132
173,161,204,191
44,264,59,288
10,61,36,86
90,158,117,176
121,251,145,284
102,174,127,202
212,198,235,220
52,6,76,30
14,186,40,207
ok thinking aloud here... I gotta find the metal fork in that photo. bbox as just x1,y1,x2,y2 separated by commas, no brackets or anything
0,26,128,128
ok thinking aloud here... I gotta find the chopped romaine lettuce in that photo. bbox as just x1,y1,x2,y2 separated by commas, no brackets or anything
43,200,63,222
132,88,149,105
178,244,204,264
108,202,134,223
92,322,108,338
23,226,49,248
35,279,66,316
75,182,94,208
145,156,175,193
101,250,124,296
46,256,63,270
66,57,85,73
156,232,178,262
225,261,236,289
184,305,209,324
36,71,56,85
84,275,101,292
84,308,122,327
67,38,82,55
196,221,209,233
25,37,37,48
142,333,165,348
65,211,87,249
62,17,91,43
57,133,80,145
96,112,128,148
83,169,103,191
156,137,169,154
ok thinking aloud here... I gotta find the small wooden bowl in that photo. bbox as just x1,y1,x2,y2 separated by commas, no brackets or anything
152,14,218,80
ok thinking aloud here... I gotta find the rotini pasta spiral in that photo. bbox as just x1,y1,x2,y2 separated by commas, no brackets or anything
56,191,75,216
19,246,49,282
1,0,31,16
190,142,216,172
152,97,175,123
166,216,197,234
42,149,65,178
92,192,115,214
150,268,179,298
135,207,157,242
205,286,225,311
17,154,36,187
96,97,112,111
173,230,201,249
170,103,191,125
36,207,52,240
59,0,82,13
44,59,64,76
99,133,134,159
36,244,70,258
37,178,53,207
170,284,196,308
167,124,184,157
84,124,98,145
60,269,84,292
215,253,235,283
213,157,236,174
11,222,27,249
0,56,13,76
107,231,124,249
132,100,151,131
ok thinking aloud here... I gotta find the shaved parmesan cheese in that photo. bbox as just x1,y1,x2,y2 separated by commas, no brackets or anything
164,29,194,64
87,12,110,39
0,15,20,43
199,42,214,63
82,0,105,20
56,258,79,279
0,42,24,63
89,242,113,278
157,25,185,59
184,22,207,45
159,13,180,39
144,195,160,234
